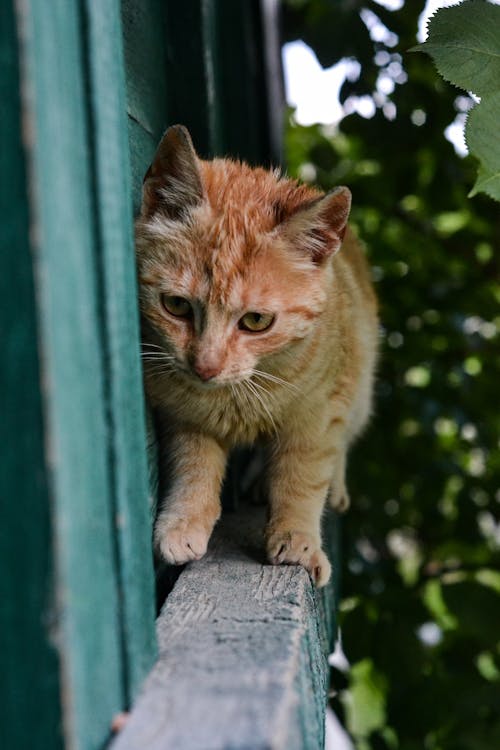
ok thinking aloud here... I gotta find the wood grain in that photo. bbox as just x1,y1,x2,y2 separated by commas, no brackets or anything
121,0,170,213
84,0,157,702
15,1,126,745
111,506,339,750
1,1,161,747
0,3,63,747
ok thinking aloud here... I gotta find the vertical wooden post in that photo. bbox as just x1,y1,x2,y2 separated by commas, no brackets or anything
1,1,156,747
0,3,63,747
82,0,157,700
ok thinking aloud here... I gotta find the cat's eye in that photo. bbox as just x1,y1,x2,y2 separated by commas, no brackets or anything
238,312,275,333
161,294,192,318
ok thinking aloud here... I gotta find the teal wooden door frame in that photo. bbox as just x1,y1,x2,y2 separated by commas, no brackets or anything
1,1,156,748
83,0,157,699
162,0,282,164
1,2,63,747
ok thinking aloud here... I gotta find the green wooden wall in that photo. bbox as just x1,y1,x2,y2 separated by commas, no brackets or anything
1,1,281,748
1,1,156,748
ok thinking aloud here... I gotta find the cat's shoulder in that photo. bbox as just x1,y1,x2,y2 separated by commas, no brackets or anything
335,226,376,305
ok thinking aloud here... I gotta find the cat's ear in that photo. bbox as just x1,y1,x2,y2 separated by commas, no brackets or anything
280,186,351,264
141,125,205,219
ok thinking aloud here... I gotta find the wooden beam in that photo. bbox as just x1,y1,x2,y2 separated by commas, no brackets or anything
83,0,157,701
0,2,63,746
111,507,339,750
2,1,156,746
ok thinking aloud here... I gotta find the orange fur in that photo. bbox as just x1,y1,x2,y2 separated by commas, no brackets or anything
137,126,378,586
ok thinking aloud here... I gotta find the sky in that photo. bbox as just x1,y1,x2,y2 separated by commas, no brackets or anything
281,0,478,156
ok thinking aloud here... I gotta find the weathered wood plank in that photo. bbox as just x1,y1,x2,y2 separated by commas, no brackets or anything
111,507,339,750
210,0,272,164
0,3,63,747
121,0,168,137
14,1,127,746
125,118,159,216
163,0,219,157
83,0,157,701
121,0,169,213
259,0,285,165
120,0,171,529
163,0,282,165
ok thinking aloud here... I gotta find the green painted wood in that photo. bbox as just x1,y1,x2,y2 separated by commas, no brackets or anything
126,118,160,218
259,0,285,165
210,0,272,164
199,0,225,155
163,0,218,157
162,1,278,163
121,0,168,137
121,0,169,213
120,0,170,553
0,3,63,747
17,1,127,746
83,0,157,701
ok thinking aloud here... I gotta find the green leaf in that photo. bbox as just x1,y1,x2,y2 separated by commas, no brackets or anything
412,0,500,97
466,92,500,200
346,659,388,738
412,0,500,202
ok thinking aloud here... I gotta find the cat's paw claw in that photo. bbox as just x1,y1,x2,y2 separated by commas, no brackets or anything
266,530,332,587
155,519,211,565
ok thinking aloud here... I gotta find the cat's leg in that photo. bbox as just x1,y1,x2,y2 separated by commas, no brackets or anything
265,430,337,587
154,428,227,565
326,381,357,511
329,448,350,512
328,362,376,512
266,385,355,586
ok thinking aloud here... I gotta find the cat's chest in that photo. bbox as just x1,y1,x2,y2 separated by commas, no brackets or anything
148,371,284,445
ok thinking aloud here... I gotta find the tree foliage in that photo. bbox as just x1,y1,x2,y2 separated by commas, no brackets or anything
282,1,500,748
413,0,500,201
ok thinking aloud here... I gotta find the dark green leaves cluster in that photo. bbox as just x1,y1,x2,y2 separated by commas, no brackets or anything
283,2,500,749
413,0,500,200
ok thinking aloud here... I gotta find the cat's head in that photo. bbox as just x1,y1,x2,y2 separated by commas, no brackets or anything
136,125,351,387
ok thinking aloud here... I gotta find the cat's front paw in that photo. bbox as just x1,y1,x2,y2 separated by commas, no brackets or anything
266,530,332,587
155,516,212,565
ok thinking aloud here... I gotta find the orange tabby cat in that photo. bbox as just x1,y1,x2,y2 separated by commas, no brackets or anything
137,125,378,586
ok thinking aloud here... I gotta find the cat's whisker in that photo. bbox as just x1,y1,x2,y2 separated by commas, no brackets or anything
229,383,243,414
232,381,251,415
242,379,279,442
141,353,175,361
248,378,282,411
144,365,175,375
141,344,172,356
238,382,262,428
140,342,164,350
144,360,172,366
142,361,176,372
140,349,176,359
142,360,176,375
251,369,300,394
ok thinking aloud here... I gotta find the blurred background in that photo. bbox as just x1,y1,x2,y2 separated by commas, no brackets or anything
280,1,500,748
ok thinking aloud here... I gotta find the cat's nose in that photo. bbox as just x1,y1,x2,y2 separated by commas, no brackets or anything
193,362,220,381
